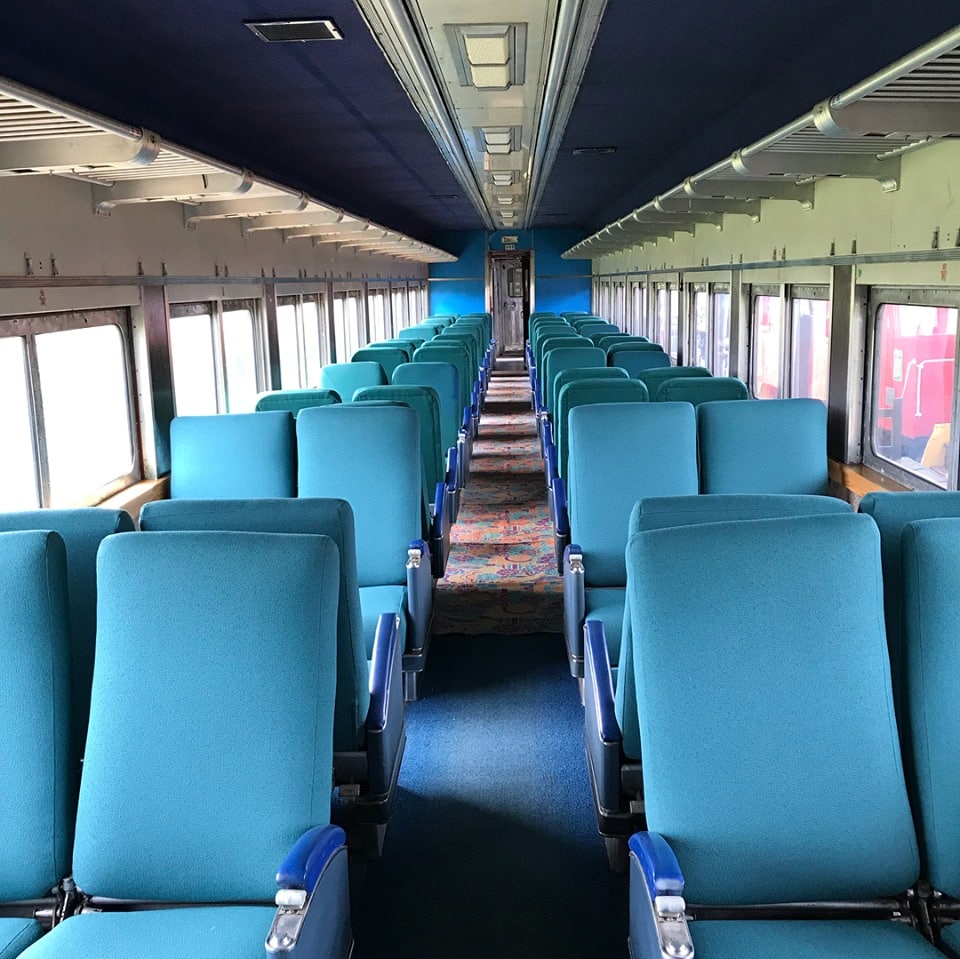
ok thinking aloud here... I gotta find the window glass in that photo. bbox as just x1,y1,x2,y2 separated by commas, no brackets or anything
370,291,387,342
333,295,348,362
0,337,40,508
277,301,302,389
668,288,680,362
630,283,644,336
656,287,669,350
713,291,731,376
345,294,362,358
170,312,218,415
222,306,259,412
752,295,782,398
790,298,831,403
302,297,324,383
36,325,134,506
872,303,957,488
692,291,710,368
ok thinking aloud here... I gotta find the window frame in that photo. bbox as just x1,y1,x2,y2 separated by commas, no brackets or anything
862,286,960,490
0,307,142,507
749,285,786,399
787,284,831,403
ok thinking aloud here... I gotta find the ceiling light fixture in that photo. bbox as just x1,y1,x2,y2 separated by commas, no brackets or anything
572,146,617,157
446,23,528,90
244,19,343,42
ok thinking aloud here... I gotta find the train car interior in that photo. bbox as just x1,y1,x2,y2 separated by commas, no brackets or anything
3,2,960,956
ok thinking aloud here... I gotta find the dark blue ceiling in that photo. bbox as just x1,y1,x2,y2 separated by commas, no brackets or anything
0,1,957,247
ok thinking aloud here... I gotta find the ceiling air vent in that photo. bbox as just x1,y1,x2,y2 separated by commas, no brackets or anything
572,146,617,156
244,19,343,42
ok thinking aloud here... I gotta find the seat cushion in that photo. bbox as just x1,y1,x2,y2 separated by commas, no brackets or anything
584,588,626,667
360,585,408,659
0,919,42,959
688,919,941,958
939,921,960,958
19,907,276,959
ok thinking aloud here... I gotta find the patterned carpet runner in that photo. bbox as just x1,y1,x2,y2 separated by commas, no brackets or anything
431,357,562,634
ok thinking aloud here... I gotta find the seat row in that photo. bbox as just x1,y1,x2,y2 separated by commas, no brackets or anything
555,397,828,682
0,521,354,959
623,492,960,958
170,403,436,699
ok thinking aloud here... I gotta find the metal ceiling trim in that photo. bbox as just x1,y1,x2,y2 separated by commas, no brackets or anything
562,25,960,259
353,0,496,230
522,0,608,228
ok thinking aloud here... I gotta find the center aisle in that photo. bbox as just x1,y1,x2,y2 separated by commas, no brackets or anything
351,357,627,956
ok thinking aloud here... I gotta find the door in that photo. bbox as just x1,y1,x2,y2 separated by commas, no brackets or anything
490,253,529,353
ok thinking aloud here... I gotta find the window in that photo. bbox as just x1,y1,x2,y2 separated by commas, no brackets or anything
790,295,831,403
169,299,264,415
751,292,783,398
392,287,408,331
0,310,138,508
407,285,422,324
0,337,40,508
368,289,388,342
691,289,710,368
712,288,731,376
277,294,329,388
668,287,680,363
333,291,364,361
613,281,626,327
629,282,645,336
868,299,958,489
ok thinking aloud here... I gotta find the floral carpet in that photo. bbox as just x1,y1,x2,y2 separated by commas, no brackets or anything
431,362,563,634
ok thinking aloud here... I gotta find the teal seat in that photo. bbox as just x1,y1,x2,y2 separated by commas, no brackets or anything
582,494,852,858
636,365,711,396
536,333,589,376
656,375,748,405
22,530,351,959
626,513,929,958
354,384,454,536
597,334,639,352
297,404,435,699
320,361,387,401
0,509,135,761
554,378,649,482
697,397,828,494
0,531,72,957
545,366,630,446
413,342,478,438
255,388,340,415
902,517,960,952
610,349,672,375
139,498,405,846
368,340,414,360
351,347,408,382
170,412,296,498
392,362,463,454
560,403,698,678
858,491,960,733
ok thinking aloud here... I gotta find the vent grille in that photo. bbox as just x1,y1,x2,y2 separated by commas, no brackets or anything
244,19,343,43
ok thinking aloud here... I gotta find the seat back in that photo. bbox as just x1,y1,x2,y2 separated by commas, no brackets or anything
297,404,421,587
556,379,649,481
439,328,481,371
354,385,444,516
543,346,607,414
320,361,388,400
610,349,672,375
0,508,135,757
568,403,697,587
655,375,748,405
140,498,369,753
597,334,639,352
536,333,590,373
0,530,73,901
413,342,473,411
551,366,629,402
392,361,462,452
351,347,408,382
369,340,414,360
902,517,960,899
74,530,339,902
255,388,340,415
858,490,960,724
636,366,711,395
697,397,828,495
628,513,918,904
170,412,296,499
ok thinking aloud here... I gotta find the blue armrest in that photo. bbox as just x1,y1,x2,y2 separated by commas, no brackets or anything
366,612,405,800
629,833,686,901
277,825,347,895
445,446,461,523
270,826,352,957
628,833,693,959
562,542,585,677
552,478,570,577
544,432,558,488
406,538,433,656
585,621,619,744
430,481,450,578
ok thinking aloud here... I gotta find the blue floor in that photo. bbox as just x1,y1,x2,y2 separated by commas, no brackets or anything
352,633,628,956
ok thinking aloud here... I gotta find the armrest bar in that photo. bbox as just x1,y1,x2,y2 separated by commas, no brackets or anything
629,833,686,901
277,825,346,895
584,621,619,744
406,538,433,655
368,612,400,733
554,478,569,537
